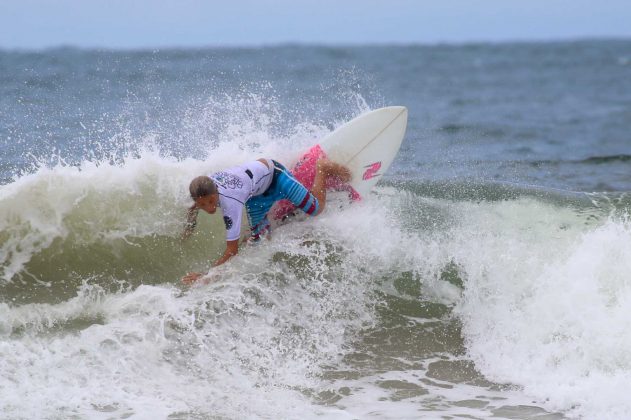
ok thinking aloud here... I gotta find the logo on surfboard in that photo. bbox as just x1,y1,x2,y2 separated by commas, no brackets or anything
362,161,382,180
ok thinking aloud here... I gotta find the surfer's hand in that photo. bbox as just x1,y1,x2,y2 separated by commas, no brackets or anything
182,272,203,284
182,271,221,285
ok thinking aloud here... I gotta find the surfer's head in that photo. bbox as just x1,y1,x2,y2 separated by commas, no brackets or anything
189,176,219,214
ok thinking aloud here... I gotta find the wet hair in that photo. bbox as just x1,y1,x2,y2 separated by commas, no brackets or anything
189,176,217,199
182,176,217,241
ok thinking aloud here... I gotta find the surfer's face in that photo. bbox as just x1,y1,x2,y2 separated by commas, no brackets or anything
194,193,219,214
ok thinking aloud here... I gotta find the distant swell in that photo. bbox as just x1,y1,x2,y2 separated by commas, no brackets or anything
581,154,631,164
526,154,631,166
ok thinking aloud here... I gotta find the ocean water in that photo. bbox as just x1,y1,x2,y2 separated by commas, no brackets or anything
1,40,631,419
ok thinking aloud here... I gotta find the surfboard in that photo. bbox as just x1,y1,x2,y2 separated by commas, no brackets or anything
319,106,408,198
272,106,408,220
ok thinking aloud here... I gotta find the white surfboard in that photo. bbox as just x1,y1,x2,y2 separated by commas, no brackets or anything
319,106,408,197
271,106,408,221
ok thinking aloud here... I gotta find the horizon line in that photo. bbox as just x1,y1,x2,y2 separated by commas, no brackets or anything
2,35,630,53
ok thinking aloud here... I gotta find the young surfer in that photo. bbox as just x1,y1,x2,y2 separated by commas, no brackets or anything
181,157,350,284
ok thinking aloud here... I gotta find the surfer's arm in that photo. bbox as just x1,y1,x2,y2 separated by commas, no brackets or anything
180,205,199,241
214,200,241,266
213,240,239,267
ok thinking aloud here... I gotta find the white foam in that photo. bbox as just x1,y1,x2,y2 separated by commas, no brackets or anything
450,199,631,418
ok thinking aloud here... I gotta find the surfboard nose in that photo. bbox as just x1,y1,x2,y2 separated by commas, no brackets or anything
386,105,407,113
368,106,408,123
316,106,408,197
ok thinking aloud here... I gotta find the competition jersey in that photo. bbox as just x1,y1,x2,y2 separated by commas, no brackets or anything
210,159,274,241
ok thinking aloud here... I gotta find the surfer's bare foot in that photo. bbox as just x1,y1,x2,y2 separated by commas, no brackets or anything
317,159,351,183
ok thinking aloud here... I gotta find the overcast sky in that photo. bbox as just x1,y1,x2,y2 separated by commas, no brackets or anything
1,0,630,49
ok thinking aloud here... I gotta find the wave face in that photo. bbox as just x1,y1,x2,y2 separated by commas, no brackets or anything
2,42,631,419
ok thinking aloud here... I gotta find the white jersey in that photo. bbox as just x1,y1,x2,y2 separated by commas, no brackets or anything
210,159,274,241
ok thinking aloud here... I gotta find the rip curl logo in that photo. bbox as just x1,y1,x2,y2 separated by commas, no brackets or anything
214,172,243,189
362,161,382,180
223,216,233,230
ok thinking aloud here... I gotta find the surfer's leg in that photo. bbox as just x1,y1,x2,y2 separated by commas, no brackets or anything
276,159,350,217
246,194,277,239
274,168,319,216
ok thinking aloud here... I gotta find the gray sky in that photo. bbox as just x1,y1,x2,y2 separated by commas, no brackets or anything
1,0,630,49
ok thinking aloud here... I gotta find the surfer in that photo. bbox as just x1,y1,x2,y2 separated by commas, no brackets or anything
181,158,351,284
